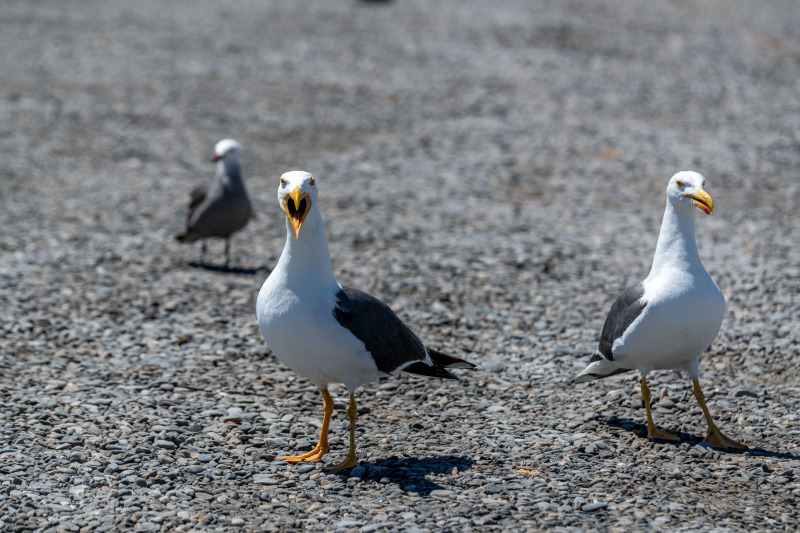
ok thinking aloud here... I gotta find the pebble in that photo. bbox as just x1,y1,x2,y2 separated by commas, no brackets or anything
68,485,87,501
582,502,608,512
253,475,279,485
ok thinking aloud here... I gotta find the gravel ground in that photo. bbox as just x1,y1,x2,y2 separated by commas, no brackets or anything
2,0,799,531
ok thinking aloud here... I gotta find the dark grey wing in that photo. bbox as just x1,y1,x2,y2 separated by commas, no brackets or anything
187,185,208,222
597,282,646,361
332,286,430,374
175,185,209,242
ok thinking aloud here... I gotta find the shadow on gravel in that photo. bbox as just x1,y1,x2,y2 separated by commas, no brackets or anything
605,416,696,445
329,455,474,496
188,262,271,276
741,448,799,459
604,416,798,458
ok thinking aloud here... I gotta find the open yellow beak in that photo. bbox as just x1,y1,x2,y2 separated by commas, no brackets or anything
685,189,714,215
283,187,311,240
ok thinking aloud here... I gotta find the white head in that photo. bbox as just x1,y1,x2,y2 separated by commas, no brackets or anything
278,171,318,241
212,138,241,162
667,171,714,215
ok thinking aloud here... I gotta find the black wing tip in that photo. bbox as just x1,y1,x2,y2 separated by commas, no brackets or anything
402,362,460,380
401,347,476,380
426,347,477,369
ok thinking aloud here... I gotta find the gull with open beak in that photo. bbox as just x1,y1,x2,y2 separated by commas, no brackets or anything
576,171,746,450
256,171,475,470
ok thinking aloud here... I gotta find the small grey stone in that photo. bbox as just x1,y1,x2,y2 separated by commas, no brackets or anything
582,502,607,512
68,485,88,500
484,484,504,495
57,521,79,533
484,359,507,373
335,519,362,529
253,474,279,485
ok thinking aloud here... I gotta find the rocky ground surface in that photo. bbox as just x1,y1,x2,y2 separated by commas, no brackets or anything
1,0,799,531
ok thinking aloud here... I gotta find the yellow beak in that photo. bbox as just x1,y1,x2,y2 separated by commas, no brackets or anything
685,189,714,215
283,187,312,240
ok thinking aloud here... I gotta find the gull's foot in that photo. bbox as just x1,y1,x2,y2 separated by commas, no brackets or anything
327,453,359,471
282,445,329,464
704,428,747,451
647,426,681,442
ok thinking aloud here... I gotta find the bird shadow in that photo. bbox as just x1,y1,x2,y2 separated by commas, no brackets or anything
604,416,798,459
605,416,697,446
188,261,271,276
326,455,474,496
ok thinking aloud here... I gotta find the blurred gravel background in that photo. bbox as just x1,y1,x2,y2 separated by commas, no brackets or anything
1,0,799,531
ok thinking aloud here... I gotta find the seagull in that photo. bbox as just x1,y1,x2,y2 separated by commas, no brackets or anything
176,139,253,268
576,171,745,450
256,171,475,470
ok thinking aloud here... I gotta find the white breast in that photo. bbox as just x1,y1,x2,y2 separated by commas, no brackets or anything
612,267,725,373
256,277,379,392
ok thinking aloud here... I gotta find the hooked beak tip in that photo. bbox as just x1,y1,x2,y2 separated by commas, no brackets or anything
684,190,714,215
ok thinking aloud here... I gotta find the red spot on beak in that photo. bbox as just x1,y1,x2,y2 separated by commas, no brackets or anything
211,154,222,162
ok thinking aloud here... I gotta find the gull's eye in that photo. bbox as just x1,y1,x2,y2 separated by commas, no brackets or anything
676,180,684,187
280,178,286,187
309,177,315,186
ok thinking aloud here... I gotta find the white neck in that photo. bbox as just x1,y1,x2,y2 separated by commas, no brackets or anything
648,199,702,277
274,206,338,290
218,157,245,193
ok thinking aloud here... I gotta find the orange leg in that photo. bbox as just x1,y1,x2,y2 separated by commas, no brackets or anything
692,380,746,450
282,388,334,463
642,378,680,442
328,394,359,471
